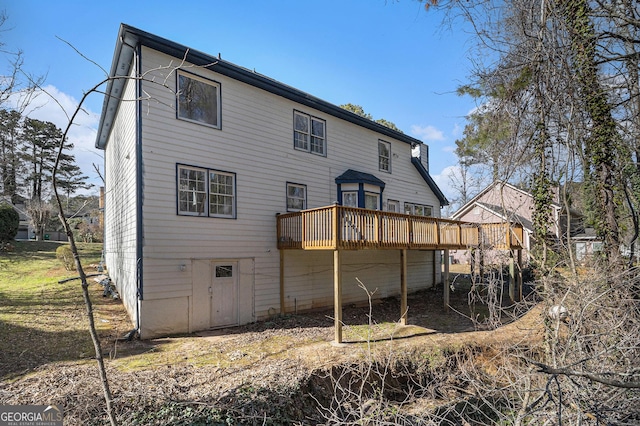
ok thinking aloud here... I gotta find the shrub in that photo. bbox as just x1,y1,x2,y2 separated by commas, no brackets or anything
0,204,19,242
56,245,75,271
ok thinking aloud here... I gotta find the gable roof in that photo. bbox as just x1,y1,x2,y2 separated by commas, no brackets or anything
476,202,533,232
450,180,559,220
95,24,427,151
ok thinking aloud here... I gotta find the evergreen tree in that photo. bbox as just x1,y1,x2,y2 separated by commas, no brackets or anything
20,117,60,201
0,109,22,203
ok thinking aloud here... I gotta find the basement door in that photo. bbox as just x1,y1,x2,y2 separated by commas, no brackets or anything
211,262,239,328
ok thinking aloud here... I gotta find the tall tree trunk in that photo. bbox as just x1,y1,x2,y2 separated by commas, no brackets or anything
562,0,621,262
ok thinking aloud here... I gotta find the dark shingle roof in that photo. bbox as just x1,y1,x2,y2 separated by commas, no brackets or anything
335,169,386,188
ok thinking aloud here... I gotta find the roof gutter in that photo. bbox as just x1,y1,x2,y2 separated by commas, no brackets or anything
95,27,138,149
96,24,424,150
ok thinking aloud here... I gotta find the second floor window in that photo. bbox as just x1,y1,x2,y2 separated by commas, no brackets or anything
177,70,221,128
378,140,391,172
294,111,326,156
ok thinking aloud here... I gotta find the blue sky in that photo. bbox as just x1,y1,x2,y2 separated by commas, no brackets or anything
2,0,477,207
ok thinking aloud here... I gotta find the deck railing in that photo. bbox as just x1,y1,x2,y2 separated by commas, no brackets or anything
277,205,523,251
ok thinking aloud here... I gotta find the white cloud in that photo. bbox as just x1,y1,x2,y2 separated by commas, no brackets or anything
431,165,458,200
9,85,103,195
452,122,462,138
410,124,445,142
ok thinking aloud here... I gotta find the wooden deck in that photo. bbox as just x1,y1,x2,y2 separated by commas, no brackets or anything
277,204,523,251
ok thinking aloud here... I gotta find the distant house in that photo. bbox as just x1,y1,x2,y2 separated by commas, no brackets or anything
95,25,452,338
449,181,596,264
0,197,33,240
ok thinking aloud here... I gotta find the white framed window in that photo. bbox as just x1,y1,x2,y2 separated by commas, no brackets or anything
365,192,379,210
287,182,307,211
387,199,400,212
404,202,433,217
343,191,358,208
209,171,236,218
177,70,221,128
178,165,207,215
294,110,326,156
177,164,235,218
378,140,391,172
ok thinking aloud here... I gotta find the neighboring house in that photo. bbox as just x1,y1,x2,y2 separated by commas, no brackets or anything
95,24,449,338
450,181,596,265
0,197,33,240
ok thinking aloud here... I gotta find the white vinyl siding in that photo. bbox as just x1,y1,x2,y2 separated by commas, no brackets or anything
105,46,442,336
103,65,139,327
281,250,435,313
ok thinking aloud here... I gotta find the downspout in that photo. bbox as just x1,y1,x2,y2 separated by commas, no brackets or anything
135,41,144,333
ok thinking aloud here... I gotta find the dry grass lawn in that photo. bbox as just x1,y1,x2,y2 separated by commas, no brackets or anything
0,242,542,424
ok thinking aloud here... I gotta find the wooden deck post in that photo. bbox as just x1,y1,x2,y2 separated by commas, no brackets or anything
400,249,407,325
280,250,285,314
443,249,450,311
509,250,515,303
470,248,476,279
432,250,437,288
517,249,523,301
334,249,343,343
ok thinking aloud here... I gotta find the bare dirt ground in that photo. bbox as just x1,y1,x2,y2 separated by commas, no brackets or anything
0,273,542,425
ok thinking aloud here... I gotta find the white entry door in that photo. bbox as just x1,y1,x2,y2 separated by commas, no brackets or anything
210,262,238,327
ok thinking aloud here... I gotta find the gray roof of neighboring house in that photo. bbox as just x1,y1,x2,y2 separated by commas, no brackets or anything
476,202,533,232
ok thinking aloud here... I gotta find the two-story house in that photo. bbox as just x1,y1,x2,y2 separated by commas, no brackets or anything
450,181,597,265
96,24,450,338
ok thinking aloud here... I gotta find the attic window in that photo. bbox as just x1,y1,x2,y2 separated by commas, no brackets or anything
177,70,221,129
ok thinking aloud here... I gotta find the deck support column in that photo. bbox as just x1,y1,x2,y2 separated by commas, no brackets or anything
509,250,515,303
432,250,437,289
517,249,523,301
400,249,407,325
280,250,285,314
334,249,343,343
443,249,450,311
